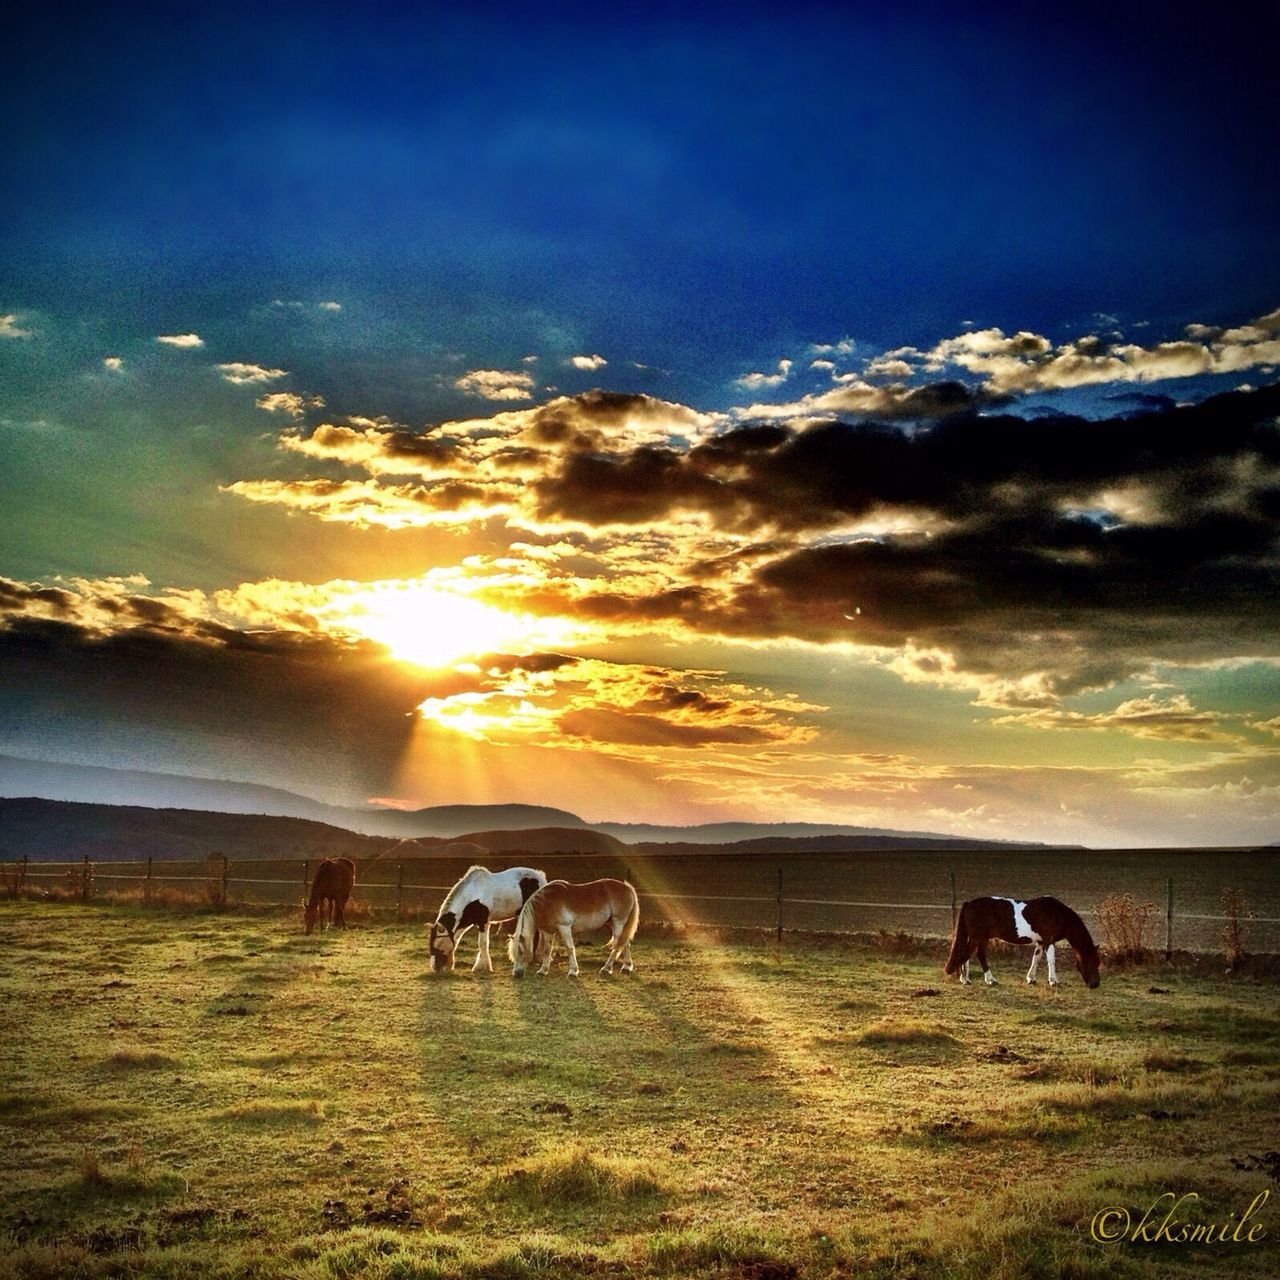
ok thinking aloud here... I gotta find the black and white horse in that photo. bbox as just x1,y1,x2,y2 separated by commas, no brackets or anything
944,895,1101,988
429,865,546,973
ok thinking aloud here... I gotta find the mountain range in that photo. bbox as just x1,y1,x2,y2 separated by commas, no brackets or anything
0,754,1058,859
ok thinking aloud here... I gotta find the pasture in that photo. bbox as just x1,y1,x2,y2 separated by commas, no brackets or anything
1,900,1278,1280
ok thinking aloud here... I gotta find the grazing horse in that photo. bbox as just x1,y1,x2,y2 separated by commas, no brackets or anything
430,865,546,973
303,857,356,935
509,878,639,977
944,896,1100,989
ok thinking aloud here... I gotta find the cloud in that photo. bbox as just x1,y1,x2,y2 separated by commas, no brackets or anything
272,299,342,313
222,310,1280,723
454,368,537,401
567,354,607,371
102,356,124,372
256,391,324,418
735,358,792,389
217,362,287,385
991,694,1239,743
0,314,33,339
916,305,1280,395
155,333,204,348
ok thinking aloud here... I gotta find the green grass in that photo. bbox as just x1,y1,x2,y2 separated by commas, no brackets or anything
1,900,1278,1278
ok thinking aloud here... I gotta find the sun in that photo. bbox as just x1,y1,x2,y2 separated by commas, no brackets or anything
329,580,578,668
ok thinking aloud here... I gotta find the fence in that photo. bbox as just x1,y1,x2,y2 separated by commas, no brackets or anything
3,845,1278,955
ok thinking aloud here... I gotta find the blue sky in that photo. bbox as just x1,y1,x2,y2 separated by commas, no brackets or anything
2,4,1279,844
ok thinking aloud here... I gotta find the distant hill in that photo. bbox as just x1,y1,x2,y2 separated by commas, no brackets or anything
597,820,1009,845
0,754,1020,847
634,833,1057,856
0,755,586,837
448,827,628,856
0,797,430,863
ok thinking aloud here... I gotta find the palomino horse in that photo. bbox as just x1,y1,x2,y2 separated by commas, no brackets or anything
430,865,546,973
509,878,639,977
944,896,1100,988
303,857,356,935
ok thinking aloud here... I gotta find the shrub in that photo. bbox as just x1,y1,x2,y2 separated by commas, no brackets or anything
1095,893,1155,961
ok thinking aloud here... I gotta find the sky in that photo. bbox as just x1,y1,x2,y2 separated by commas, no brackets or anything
2,3,1280,846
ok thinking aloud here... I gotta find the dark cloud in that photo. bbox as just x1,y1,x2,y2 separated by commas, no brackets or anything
0,609,434,800
558,708,779,748
527,383,1280,534
513,387,1280,692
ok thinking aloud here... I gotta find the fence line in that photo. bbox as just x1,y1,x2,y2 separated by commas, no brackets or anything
3,853,1276,955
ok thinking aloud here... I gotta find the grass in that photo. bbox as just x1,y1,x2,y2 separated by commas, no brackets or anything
1,900,1278,1278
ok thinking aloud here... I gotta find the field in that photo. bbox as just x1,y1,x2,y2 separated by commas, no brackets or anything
2,901,1279,1280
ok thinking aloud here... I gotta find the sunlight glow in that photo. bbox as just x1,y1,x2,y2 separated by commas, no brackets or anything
328,581,582,669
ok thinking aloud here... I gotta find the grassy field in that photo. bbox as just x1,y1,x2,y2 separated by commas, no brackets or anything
1,901,1278,1279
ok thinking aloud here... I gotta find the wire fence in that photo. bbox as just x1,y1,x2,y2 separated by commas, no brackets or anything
3,845,1278,955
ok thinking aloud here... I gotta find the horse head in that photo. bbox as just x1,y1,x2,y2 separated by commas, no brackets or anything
429,912,457,972
1076,941,1101,988
302,898,319,935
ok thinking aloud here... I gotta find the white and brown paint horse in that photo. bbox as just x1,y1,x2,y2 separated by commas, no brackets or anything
945,896,1101,988
430,865,546,973
509,878,639,977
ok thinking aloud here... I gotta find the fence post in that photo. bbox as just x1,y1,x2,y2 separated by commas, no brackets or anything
221,854,230,910
145,855,153,906
397,863,405,920
1165,877,1173,960
950,871,957,927
775,865,783,944
81,854,91,901
20,854,28,897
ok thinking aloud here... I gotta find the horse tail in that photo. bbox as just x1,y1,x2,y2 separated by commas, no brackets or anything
943,904,969,975
618,882,640,946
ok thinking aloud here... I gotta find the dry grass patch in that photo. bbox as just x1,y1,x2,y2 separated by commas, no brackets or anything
488,1145,668,1209
216,1098,326,1126
101,1049,179,1071
857,1017,958,1048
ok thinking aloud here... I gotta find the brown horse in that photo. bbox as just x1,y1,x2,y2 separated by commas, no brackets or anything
509,878,639,977
303,857,356,935
944,895,1100,988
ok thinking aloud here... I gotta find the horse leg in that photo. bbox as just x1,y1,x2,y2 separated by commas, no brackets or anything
537,932,556,975
1046,943,1058,986
1026,944,1043,984
600,919,623,974
473,923,493,973
978,943,998,985
619,937,634,973
960,959,971,985
558,924,579,977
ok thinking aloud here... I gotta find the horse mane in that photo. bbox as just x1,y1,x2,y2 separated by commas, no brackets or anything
436,865,488,920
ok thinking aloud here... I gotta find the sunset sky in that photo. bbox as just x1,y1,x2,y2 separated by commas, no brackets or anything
2,5,1279,846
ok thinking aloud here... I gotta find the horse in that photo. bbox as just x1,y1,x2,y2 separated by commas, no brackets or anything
430,865,546,973
303,857,356,935
508,878,639,977
944,895,1100,988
